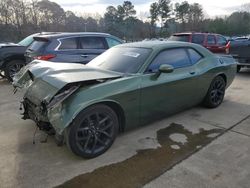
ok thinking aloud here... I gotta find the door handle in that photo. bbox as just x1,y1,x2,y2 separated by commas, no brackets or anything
189,71,196,75
81,54,89,58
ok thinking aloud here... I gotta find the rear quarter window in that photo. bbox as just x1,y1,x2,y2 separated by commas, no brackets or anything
187,48,203,65
59,38,77,50
217,36,227,46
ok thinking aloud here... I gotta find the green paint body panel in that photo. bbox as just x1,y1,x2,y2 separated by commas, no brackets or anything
13,41,237,135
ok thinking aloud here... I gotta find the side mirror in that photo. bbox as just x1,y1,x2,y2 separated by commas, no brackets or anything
159,64,174,73
153,64,174,78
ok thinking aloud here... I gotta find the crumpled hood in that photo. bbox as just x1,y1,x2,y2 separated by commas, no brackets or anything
13,60,122,89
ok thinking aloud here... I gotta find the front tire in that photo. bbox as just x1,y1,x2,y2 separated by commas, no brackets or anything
4,60,26,82
203,76,226,108
66,104,119,158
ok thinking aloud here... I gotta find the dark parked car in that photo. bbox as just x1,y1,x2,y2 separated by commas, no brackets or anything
13,41,236,158
0,32,58,81
229,38,250,72
168,32,230,54
25,32,123,64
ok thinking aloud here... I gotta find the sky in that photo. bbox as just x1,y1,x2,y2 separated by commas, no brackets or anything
51,0,250,18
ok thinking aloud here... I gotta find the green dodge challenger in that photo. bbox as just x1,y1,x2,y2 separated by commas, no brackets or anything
13,41,236,158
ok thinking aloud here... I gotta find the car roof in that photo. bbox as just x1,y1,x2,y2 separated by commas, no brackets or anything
173,32,221,36
117,41,195,49
35,32,116,39
116,41,213,56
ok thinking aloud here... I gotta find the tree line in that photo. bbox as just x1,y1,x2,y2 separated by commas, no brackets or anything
0,0,250,42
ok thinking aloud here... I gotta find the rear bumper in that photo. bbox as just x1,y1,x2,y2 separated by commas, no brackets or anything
237,64,250,67
231,55,250,66
236,59,250,66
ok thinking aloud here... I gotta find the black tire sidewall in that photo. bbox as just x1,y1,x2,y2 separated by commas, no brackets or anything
204,76,226,108
237,65,241,73
66,104,119,158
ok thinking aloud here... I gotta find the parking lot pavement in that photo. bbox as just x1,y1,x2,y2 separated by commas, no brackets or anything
0,70,249,188
144,120,250,188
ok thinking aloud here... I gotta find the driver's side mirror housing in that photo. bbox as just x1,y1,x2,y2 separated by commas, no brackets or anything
159,64,174,73
154,64,174,78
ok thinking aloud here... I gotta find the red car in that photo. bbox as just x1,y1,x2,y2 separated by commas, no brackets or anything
169,32,230,54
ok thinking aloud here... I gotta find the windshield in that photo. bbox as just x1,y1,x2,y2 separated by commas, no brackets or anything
88,47,152,74
18,34,37,46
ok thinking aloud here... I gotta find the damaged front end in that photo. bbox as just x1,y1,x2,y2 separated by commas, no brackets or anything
20,83,80,137
13,61,122,141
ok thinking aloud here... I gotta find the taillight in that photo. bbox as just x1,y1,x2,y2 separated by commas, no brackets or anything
35,54,56,61
225,41,230,54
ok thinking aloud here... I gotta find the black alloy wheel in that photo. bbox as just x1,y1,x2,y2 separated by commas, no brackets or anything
5,60,26,82
203,76,226,108
66,104,119,158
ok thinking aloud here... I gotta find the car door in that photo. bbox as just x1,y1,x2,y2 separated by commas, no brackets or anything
79,37,107,64
140,48,202,125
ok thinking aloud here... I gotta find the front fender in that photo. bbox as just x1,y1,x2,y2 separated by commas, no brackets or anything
48,76,141,135
48,97,123,135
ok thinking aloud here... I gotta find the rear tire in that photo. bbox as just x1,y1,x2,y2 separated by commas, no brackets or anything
203,76,226,108
237,65,241,73
66,104,119,158
4,60,26,82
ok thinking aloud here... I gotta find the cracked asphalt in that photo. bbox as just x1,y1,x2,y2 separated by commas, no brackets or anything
0,69,249,188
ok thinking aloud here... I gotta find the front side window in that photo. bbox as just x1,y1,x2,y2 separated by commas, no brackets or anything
192,34,205,45
80,37,105,49
147,48,191,73
59,38,77,50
